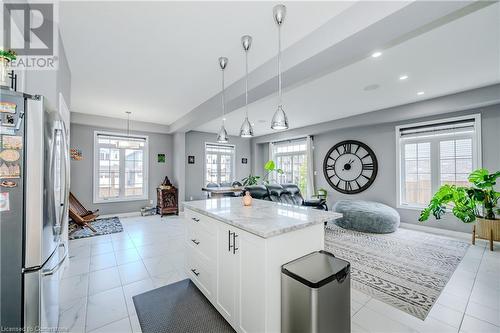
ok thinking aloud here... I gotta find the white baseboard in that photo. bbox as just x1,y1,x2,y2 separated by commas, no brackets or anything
100,211,142,219
400,222,471,241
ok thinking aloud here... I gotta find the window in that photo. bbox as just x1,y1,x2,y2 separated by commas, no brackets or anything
205,143,235,185
93,132,148,203
396,115,481,208
272,139,308,195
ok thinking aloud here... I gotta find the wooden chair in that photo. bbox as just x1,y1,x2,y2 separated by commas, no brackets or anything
69,192,99,233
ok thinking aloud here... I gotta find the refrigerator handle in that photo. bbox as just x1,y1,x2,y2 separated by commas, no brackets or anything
60,122,70,232
41,243,67,276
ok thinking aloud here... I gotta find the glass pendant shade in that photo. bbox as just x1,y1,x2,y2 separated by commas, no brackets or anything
239,116,254,137
271,105,288,130
217,124,229,143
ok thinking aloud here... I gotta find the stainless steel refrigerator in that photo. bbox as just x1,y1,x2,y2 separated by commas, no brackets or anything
1,86,70,330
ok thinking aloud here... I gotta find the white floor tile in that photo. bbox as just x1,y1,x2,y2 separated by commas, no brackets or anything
150,270,185,288
59,273,89,304
58,296,87,333
429,303,464,328
118,261,150,285
62,257,91,278
86,287,128,331
466,301,500,326
90,253,117,272
88,317,132,333
142,255,177,277
114,248,141,265
353,307,417,333
129,315,142,333
88,267,122,295
91,242,114,256
112,238,136,251
135,243,170,259
460,315,500,333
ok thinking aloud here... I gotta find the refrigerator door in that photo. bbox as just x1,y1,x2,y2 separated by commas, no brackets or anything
24,243,66,331
25,97,68,269
0,89,26,328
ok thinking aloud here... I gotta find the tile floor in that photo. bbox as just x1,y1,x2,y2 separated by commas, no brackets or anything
58,214,500,333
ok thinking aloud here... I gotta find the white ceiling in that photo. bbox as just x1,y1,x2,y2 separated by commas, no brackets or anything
196,2,500,136
59,1,355,124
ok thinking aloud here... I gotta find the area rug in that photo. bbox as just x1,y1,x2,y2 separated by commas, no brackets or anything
133,279,235,333
325,224,469,320
68,216,123,239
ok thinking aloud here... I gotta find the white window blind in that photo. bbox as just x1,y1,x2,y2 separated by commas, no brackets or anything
204,143,235,186
93,132,149,203
396,115,481,208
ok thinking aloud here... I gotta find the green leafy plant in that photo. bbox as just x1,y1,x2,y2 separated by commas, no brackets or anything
419,168,500,223
0,49,17,61
241,174,260,186
262,160,284,184
240,160,284,186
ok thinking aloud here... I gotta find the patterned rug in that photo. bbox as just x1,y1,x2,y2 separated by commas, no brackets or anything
68,216,123,239
325,224,469,320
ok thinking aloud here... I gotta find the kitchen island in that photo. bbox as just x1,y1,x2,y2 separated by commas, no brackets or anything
183,197,342,333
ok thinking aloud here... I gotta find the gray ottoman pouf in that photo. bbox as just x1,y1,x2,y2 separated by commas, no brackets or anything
333,200,400,233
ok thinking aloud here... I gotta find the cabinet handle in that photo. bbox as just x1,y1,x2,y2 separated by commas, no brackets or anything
191,217,200,222
228,230,233,252
191,239,200,245
191,268,200,276
233,233,238,254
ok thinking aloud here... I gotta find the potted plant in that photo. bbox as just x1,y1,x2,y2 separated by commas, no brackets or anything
241,160,284,186
419,168,500,250
0,49,16,87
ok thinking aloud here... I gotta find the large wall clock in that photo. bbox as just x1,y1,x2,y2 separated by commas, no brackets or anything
323,140,378,194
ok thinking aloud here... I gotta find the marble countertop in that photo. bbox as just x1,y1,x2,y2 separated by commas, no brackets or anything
183,198,342,238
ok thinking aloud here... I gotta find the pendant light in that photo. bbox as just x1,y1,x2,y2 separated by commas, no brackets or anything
118,111,140,149
239,35,254,138
271,4,289,130
216,57,229,143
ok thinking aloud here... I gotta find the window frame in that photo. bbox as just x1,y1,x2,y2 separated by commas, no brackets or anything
395,114,482,210
203,142,236,186
271,139,308,191
93,130,149,204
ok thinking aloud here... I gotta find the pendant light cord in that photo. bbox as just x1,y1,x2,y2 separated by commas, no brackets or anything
245,50,249,116
278,24,282,106
221,67,225,123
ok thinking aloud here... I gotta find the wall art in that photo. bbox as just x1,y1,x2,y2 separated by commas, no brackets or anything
70,148,83,161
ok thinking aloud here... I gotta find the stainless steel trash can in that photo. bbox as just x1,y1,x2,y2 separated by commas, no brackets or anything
281,250,350,333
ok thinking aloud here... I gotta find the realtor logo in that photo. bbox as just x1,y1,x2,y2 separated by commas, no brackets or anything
2,2,58,70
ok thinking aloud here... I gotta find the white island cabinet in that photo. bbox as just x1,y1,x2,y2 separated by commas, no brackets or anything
183,198,342,333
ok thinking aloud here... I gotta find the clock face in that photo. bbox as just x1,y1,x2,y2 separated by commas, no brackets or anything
323,140,378,194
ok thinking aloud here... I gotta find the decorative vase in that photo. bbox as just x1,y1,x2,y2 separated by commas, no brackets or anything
242,191,252,206
0,57,10,87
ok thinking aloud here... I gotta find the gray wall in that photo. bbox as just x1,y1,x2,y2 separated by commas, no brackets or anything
185,131,252,201
252,104,500,233
70,123,174,215
172,132,186,205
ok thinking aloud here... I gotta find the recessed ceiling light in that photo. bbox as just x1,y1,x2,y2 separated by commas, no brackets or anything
399,75,409,80
371,51,382,58
417,91,425,96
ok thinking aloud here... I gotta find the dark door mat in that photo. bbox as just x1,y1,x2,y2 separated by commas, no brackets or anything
133,279,235,333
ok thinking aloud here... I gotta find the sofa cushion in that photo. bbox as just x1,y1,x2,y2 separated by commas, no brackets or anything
333,200,400,233
244,185,270,200
281,184,304,206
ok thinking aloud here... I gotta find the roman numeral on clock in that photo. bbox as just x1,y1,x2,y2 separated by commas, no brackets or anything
342,143,352,154
362,163,374,170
